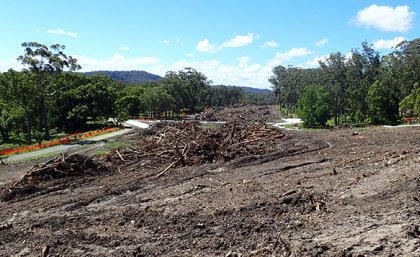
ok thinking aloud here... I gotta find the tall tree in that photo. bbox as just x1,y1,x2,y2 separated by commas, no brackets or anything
161,68,210,114
367,56,401,125
17,42,81,140
345,42,380,122
392,38,420,98
320,52,347,125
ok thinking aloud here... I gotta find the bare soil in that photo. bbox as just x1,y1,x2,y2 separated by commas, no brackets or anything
0,108,419,256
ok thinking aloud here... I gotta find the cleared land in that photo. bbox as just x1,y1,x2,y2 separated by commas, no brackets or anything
0,106,419,256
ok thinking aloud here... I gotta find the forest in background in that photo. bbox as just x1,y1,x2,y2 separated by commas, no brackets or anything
0,38,419,145
0,42,253,145
269,38,419,127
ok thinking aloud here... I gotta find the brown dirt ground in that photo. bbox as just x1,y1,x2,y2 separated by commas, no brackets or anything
0,116,419,256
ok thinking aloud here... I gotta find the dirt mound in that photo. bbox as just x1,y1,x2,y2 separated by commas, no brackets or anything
196,105,281,123
1,154,107,202
103,121,286,177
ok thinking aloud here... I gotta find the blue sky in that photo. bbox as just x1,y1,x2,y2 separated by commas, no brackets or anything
0,0,418,89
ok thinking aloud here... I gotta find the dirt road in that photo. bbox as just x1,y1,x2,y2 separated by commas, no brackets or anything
4,129,132,163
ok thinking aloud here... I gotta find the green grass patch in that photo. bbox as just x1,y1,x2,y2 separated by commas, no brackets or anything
91,140,128,156
8,151,62,164
93,150,111,156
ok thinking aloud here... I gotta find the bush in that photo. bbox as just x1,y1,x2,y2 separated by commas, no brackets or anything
297,85,331,127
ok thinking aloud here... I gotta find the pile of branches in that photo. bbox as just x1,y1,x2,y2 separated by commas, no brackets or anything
14,154,107,187
1,154,107,201
104,122,286,176
195,105,278,123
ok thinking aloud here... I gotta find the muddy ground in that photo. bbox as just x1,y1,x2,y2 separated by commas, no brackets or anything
0,108,419,256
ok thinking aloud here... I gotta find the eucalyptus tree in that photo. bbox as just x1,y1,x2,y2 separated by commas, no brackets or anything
345,42,380,122
17,42,81,140
319,52,347,125
392,38,420,98
161,68,210,114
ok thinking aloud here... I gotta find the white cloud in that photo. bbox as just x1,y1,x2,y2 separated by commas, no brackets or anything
112,54,124,60
372,36,405,50
47,28,78,37
75,54,160,71
161,40,170,45
161,38,184,46
119,46,130,51
186,53,195,57
354,5,415,32
236,56,251,65
315,38,328,47
164,58,273,89
222,33,256,48
262,41,279,48
0,59,21,72
196,33,257,54
196,38,219,53
268,48,313,66
345,51,353,61
304,55,329,67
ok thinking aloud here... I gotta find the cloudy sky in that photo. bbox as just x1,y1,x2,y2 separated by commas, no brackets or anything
0,0,418,89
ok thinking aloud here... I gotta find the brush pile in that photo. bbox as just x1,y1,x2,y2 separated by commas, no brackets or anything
104,122,286,175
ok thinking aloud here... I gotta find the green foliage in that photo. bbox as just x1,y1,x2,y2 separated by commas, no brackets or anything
367,80,400,125
143,86,174,118
399,83,420,117
270,66,323,115
242,91,276,105
161,67,210,114
115,95,143,118
392,39,420,97
16,42,81,140
270,38,420,126
207,85,243,107
0,100,24,142
297,85,331,127
59,75,119,129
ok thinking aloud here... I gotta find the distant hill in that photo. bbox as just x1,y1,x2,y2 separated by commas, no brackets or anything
239,86,272,93
85,70,161,84
211,85,272,93
83,72,272,94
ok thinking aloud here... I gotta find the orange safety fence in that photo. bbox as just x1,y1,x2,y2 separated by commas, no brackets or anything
0,127,118,156
402,117,420,124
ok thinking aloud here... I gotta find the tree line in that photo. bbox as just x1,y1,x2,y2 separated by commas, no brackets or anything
0,42,247,144
270,38,420,127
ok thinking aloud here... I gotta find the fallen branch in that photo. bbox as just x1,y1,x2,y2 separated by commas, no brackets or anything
116,150,125,162
156,159,180,178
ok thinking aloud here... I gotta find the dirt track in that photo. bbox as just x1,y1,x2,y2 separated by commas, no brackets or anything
0,114,419,256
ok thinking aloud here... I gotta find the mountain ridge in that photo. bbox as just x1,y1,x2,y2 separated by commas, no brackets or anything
84,70,272,92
